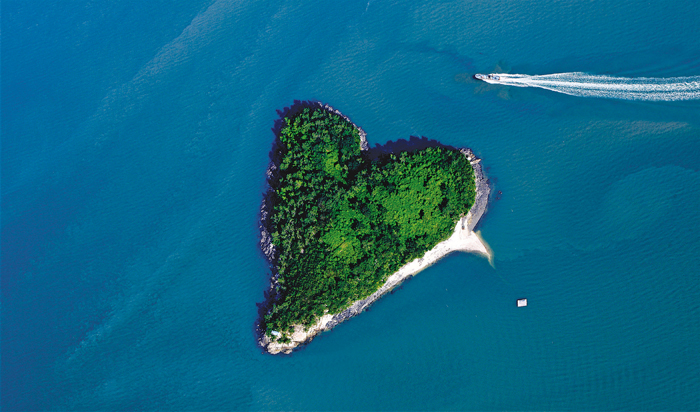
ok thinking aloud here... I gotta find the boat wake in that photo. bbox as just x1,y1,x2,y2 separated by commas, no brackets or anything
487,72,700,101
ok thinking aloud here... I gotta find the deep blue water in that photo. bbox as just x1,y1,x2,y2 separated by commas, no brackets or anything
3,0,700,410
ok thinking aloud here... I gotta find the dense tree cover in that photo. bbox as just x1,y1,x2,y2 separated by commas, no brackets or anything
264,107,475,339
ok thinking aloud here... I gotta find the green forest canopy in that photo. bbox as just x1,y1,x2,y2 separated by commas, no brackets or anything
264,107,476,340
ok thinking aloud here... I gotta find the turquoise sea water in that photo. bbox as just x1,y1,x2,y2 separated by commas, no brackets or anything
3,0,699,409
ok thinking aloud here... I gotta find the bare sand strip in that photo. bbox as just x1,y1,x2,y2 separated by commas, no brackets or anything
262,149,490,354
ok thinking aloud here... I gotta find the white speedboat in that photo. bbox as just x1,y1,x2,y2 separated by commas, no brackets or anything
474,73,501,81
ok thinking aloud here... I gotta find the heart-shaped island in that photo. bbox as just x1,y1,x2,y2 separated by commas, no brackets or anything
259,103,490,354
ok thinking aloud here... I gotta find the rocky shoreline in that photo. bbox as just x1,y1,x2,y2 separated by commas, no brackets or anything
258,105,490,355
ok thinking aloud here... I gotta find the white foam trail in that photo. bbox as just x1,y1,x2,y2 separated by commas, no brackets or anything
484,72,700,101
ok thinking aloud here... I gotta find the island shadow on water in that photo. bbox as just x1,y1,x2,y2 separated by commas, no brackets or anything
256,100,488,354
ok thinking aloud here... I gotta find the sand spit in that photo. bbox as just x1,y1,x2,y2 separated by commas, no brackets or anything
260,146,490,355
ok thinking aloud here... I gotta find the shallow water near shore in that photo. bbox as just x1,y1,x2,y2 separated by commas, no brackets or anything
3,0,700,409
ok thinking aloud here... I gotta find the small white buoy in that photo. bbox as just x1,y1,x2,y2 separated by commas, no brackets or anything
517,298,528,307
